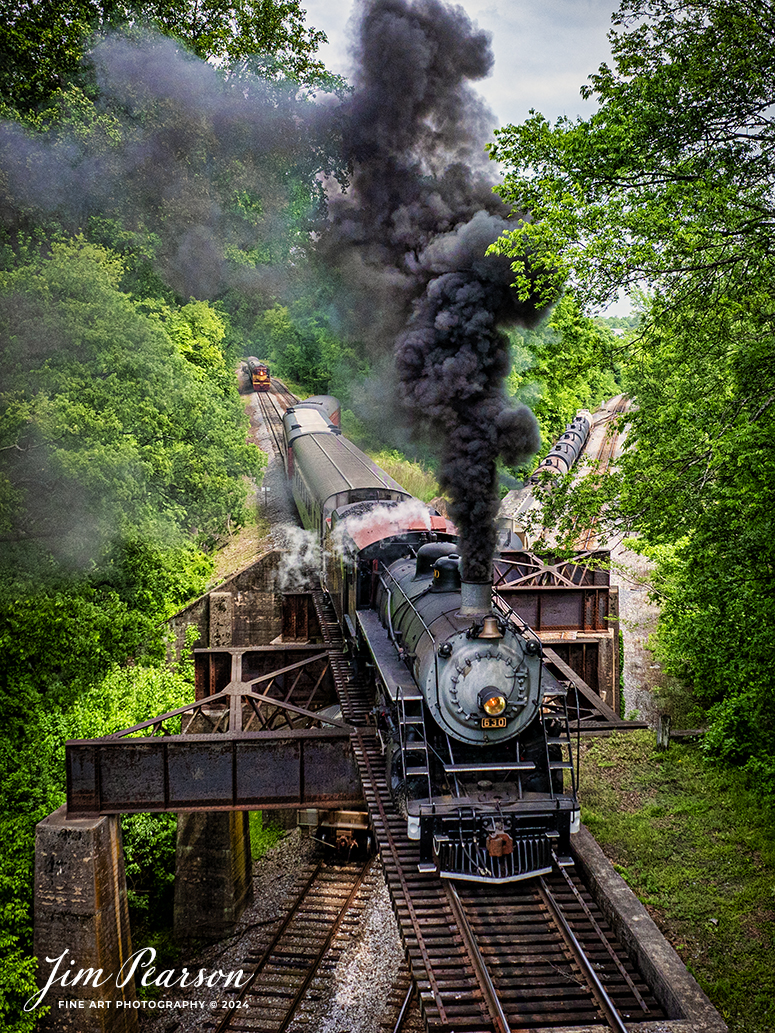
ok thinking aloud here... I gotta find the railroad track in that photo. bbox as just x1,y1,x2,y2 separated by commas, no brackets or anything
255,378,298,458
209,858,374,1033
242,395,665,1030
312,588,665,1032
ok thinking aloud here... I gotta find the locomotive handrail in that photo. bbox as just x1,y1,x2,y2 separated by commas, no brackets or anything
491,590,545,657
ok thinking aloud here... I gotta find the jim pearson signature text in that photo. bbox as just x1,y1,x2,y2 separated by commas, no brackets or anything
26,948,249,1011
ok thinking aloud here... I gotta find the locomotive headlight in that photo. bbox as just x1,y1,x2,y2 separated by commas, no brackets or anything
479,689,507,716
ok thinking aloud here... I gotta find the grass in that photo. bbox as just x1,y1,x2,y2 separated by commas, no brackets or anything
580,731,775,1032
209,507,272,586
369,448,443,504
249,811,286,858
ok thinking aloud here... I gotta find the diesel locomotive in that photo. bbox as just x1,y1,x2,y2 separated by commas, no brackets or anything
246,357,271,392
282,397,580,883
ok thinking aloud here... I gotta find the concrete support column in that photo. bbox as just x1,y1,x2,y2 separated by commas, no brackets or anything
33,806,137,1033
173,811,253,940
596,634,618,712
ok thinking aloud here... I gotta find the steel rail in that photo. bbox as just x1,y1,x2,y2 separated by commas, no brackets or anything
538,875,630,1033
213,858,372,1033
552,852,650,1014
444,881,512,1033
256,386,288,458
273,858,374,1033
352,727,451,1027
211,860,323,1033
311,595,663,1030
392,982,415,1033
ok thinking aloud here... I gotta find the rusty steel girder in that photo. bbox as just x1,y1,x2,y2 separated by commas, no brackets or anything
67,728,363,816
494,551,613,633
65,648,365,818
544,649,647,734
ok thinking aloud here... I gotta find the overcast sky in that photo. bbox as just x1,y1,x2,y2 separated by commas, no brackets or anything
302,0,620,128
301,0,628,311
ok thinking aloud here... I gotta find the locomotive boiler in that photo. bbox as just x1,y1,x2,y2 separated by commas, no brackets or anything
282,397,580,883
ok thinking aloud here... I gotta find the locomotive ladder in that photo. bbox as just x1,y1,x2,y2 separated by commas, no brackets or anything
397,685,433,800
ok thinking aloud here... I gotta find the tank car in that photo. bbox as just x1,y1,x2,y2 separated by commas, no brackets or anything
529,409,592,482
282,396,580,883
497,409,593,551
246,357,271,392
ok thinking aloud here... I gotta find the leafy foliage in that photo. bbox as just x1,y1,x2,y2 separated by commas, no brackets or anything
0,3,341,1027
0,238,262,1029
489,0,775,784
0,238,262,573
0,658,196,1027
488,0,775,311
0,0,335,113
369,450,441,504
508,294,621,449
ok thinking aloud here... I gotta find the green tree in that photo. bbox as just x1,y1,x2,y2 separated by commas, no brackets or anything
0,238,265,1030
0,0,332,113
488,0,775,785
0,239,261,570
488,0,775,312
508,295,620,451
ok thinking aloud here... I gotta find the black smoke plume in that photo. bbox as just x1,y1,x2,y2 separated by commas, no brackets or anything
327,0,542,581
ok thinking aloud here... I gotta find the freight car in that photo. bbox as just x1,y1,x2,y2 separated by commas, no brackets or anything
282,397,580,883
246,357,271,392
529,409,592,482
498,409,593,550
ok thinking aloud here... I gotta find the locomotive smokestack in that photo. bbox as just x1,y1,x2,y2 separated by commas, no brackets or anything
459,579,493,616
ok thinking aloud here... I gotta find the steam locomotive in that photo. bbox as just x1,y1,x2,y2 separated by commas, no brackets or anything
282,397,580,883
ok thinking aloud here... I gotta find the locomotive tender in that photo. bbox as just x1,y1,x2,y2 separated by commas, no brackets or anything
282,397,580,883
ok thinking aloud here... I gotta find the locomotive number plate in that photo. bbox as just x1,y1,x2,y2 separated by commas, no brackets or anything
481,717,507,729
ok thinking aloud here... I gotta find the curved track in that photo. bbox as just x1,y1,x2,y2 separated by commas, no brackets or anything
575,395,630,551
246,385,666,1030
255,379,297,458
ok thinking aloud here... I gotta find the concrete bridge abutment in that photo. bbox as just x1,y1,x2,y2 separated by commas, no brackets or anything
33,807,137,1033
173,810,253,941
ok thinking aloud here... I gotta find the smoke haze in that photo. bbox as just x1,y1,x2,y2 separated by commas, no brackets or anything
0,0,542,580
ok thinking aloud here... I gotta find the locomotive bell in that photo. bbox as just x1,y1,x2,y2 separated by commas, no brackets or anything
479,615,502,640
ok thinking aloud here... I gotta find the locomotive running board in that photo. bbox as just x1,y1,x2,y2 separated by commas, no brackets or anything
356,608,420,703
